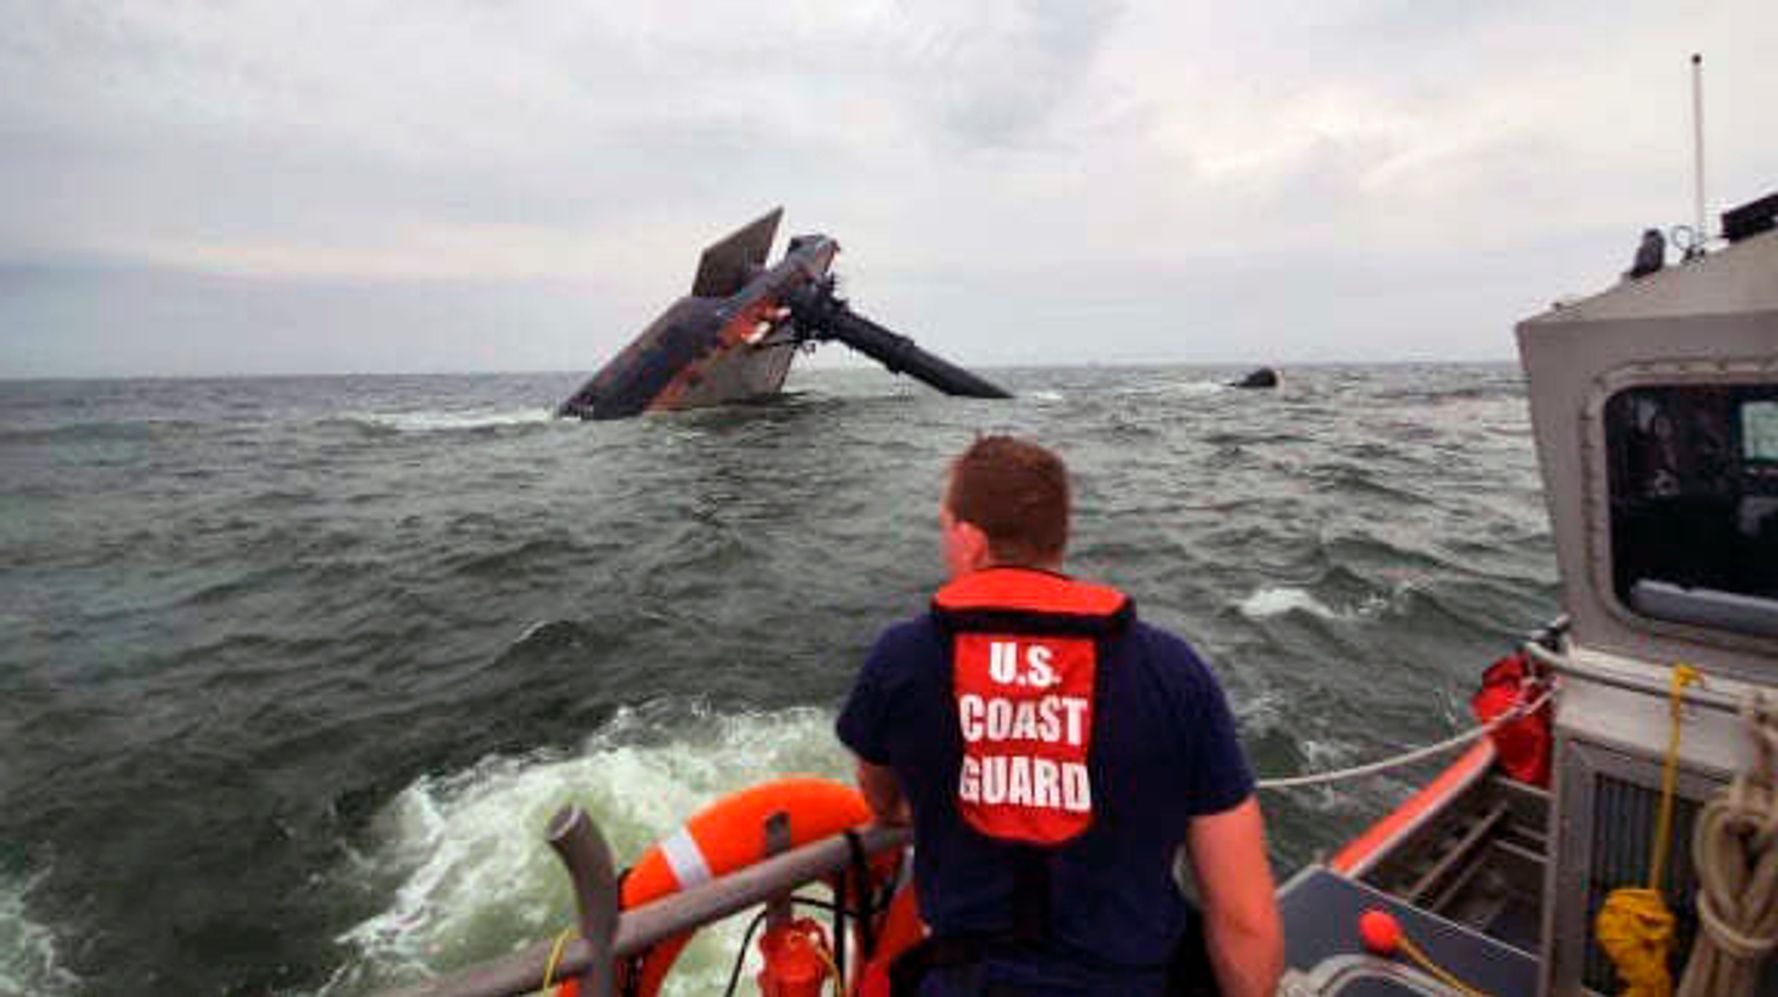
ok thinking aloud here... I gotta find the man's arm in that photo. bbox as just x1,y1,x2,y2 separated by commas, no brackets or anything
854,758,910,826
1187,796,1283,997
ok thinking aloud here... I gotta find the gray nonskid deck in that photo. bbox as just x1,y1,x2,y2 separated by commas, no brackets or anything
1279,865,1538,995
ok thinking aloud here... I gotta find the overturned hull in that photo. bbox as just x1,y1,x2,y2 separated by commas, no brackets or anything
556,296,804,420
558,209,1008,420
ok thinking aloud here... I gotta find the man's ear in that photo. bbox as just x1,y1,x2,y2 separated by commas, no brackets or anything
955,519,992,569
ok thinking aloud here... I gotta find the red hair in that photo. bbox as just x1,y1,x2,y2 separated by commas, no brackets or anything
945,435,1070,565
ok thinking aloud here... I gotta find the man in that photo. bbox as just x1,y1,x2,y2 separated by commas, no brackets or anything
837,435,1282,996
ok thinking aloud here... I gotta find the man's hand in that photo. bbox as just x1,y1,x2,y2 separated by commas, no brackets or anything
1187,796,1283,997
855,759,911,826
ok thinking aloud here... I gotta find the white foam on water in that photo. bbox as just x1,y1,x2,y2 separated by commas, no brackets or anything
0,871,80,997
1351,587,1406,621
324,703,851,996
1237,585,1407,623
1285,738,1374,815
1027,390,1066,403
1113,380,1226,399
512,619,559,645
1297,736,1358,772
1238,587,1341,621
1165,380,1228,397
352,408,556,432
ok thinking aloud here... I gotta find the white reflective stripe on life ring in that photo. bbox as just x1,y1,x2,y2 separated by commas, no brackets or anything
659,825,713,889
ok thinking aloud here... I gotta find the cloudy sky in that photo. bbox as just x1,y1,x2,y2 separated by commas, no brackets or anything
1,1,1773,377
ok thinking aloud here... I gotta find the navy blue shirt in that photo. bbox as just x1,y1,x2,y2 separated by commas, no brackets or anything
837,607,1253,988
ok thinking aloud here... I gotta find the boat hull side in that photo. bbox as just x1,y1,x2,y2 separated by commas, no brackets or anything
1329,740,1498,878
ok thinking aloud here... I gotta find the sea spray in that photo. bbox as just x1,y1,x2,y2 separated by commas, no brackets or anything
327,703,849,995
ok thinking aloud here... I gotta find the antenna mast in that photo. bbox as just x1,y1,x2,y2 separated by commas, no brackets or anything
1689,53,1707,257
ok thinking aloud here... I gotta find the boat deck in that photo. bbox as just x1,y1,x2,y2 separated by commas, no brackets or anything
1279,866,1538,995
1278,766,1551,995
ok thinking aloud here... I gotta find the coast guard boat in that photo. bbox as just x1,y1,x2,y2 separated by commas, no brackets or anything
390,189,1778,997
1273,190,1778,996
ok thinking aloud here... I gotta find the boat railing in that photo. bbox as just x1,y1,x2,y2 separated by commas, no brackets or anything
383,811,911,997
385,626,1579,997
1523,638,1748,715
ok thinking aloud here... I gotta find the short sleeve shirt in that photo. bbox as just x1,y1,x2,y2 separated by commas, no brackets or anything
836,609,1253,975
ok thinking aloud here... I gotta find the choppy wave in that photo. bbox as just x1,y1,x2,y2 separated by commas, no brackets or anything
0,363,1558,993
2,407,555,443
325,703,849,996
1236,585,1402,623
0,871,78,997
0,418,206,445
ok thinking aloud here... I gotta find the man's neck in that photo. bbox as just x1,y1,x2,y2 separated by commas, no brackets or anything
974,560,1064,575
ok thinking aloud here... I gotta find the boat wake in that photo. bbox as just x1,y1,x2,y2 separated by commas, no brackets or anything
323,703,849,996
0,870,78,997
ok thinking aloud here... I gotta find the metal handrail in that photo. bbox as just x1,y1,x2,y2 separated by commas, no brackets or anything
1522,639,1747,715
383,822,911,997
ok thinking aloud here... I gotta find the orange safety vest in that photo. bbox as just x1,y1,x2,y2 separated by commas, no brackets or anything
932,568,1133,848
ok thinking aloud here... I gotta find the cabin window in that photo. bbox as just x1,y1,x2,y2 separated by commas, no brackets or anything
1605,384,1778,637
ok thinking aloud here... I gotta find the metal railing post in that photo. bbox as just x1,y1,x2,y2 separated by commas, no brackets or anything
546,806,619,997
762,811,793,930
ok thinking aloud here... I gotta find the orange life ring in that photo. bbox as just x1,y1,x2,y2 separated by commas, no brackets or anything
556,776,903,997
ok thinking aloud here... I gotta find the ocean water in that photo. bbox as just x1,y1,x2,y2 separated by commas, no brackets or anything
0,364,1558,995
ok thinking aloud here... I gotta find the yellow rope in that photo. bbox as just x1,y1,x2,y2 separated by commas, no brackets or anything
1652,665,1702,890
538,927,573,996
1397,936,1491,997
1596,663,1702,997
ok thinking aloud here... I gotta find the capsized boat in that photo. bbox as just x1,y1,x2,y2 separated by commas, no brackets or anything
556,210,1009,420
393,188,1778,997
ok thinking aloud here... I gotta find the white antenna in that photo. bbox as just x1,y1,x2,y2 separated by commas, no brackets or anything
1689,53,1707,257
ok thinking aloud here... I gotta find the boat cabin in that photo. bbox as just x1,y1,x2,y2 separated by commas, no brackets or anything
1278,192,1778,995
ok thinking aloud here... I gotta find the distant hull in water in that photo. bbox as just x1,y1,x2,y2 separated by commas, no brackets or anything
1230,367,1279,389
557,209,1009,421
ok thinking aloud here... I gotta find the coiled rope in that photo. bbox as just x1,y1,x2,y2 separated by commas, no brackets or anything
1256,684,1554,791
1677,694,1778,997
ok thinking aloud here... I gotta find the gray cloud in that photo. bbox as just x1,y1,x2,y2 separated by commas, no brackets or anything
1,0,1774,376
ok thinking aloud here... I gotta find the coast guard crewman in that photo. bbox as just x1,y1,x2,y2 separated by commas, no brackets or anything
837,436,1282,996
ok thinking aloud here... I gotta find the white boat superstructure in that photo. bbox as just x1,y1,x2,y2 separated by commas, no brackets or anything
1277,191,1778,996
